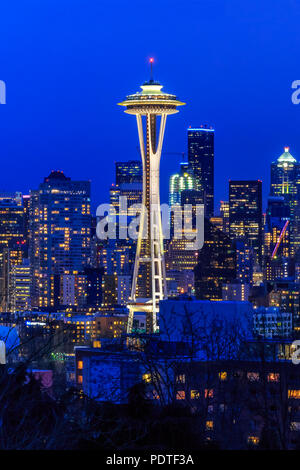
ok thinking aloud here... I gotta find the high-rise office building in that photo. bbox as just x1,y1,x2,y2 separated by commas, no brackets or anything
84,266,103,308
59,272,87,307
263,196,291,281
165,188,204,273
229,180,263,266
0,193,24,310
169,162,195,206
270,147,300,255
270,147,300,198
8,259,31,312
1,247,24,311
22,194,31,257
0,192,24,250
220,200,230,235
110,160,143,238
187,126,214,218
29,171,91,308
234,239,253,284
194,218,236,300
115,160,142,185
103,160,143,305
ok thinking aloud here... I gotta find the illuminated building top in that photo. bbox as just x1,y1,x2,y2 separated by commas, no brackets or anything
276,147,297,165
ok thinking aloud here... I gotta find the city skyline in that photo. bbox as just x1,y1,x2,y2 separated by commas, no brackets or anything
1,0,300,454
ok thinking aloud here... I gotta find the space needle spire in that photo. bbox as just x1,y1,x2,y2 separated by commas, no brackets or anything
118,60,185,333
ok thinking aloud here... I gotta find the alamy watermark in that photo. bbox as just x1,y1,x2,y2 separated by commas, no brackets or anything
96,197,204,250
0,80,6,104
291,80,300,104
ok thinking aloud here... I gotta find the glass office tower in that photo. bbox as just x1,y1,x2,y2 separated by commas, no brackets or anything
187,126,214,218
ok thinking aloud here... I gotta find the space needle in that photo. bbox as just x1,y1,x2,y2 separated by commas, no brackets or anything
118,59,185,333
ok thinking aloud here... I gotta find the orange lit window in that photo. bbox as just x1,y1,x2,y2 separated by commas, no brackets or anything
191,390,200,400
248,436,259,445
288,390,300,399
77,361,83,370
206,421,213,430
77,375,83,384
219,371,227,381
267,373,280,382
204,389,214,398
176,391,186,400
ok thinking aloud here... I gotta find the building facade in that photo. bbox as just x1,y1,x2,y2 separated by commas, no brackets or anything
29,171,91,308
188,126,214,218
229,180,262,266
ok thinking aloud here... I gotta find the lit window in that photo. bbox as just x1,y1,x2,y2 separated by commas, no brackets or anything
288,390,300,399
77,375,83,384
247,372,260,382
176,374,186,383
267,372,280,382
176,391,186,400
290,422,300,431
248,436,259,445
142,373,151,383
77,361,83,370
190,390,200,400
219,371,227,381
204,389,214,398
206,421,213,430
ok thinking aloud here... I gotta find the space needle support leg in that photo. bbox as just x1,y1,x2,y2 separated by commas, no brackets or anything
149,113,167,332
127,114,146,334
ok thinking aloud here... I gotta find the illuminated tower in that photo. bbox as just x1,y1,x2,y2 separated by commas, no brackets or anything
118,60,185,333
188,126,215,218
29,171,91,308
270,147,300,255
169,162,195,206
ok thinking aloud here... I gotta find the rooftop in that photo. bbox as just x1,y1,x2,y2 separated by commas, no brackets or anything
276,147,297,164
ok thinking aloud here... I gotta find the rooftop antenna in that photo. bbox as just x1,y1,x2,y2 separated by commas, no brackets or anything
149,57,154,81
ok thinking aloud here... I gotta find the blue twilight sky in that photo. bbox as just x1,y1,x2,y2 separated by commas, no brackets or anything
0,0,300,213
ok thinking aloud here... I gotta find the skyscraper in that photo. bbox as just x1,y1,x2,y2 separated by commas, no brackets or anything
110,160,143,237
118,63,185,332
115,160,142,185
29,170,91,308
194,219,236,300
169,162,195,206
0,193,24,310
8,259,31,312
229,180,263,266
270,147,300,255
270,147,300,198
101,160,143,304
0,193,24,250
263,196,291,281
220,200,230,235
187,126,214,218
